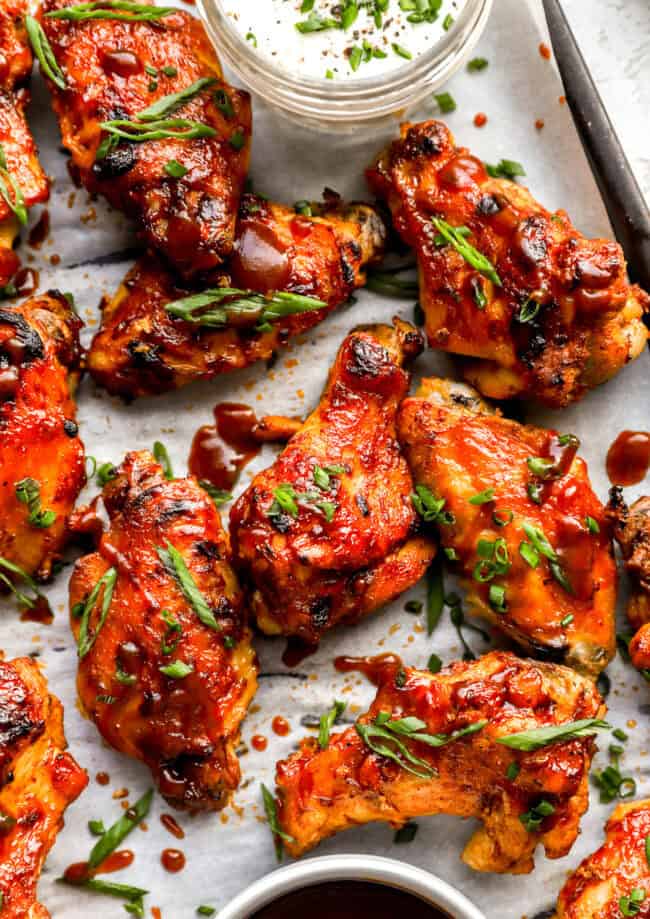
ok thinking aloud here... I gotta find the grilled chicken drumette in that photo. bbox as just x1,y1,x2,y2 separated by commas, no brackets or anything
0,293,84,585
230,319,436,648
608,490,650,677
41,0,251,279
69,451,257,811
0,657,88,918
397,378,617,678
367,120,648,407
554,800,650,919
274,651,605,874
87,192,387,397
0,0,49,288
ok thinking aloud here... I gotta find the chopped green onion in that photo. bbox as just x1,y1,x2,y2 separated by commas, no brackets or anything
585,516,600,534
434,91,456,113
261,784,294,861
46,1,177,21
497,718,610,752
165,287,324,330
426,558,444,635
0,144,28,226
157,541,221,631
560,613,574,627
88,789,153,870
467,57,488,72
519,541,540,569
492,508,513,527
152,441,173,479
432,217,501,286
25,16,66,90
486,159,526,181
506,762,520,781
318,700,346,749
392,43,413,60
520,799,554,833
620,889,646,917
469,488,494,505
488,583,507,612
159,660,193,679
427,653,442,674
77,568,118,659
164,159,188,178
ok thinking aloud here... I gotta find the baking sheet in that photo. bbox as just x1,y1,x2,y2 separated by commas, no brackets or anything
3,0,649,916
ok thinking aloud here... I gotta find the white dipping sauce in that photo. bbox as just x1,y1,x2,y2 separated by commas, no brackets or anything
220,0,466,81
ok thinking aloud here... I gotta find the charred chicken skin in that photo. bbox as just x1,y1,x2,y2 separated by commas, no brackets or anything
608,489,650,676
274,651,604,874
86,192,386,398
41,0,251,279
554,800,650,919
396,378,617,678
367,120,648,407
0,0,49,288
0,657,88,918
68,450,257,812
0,293,84,583
230,319,436,648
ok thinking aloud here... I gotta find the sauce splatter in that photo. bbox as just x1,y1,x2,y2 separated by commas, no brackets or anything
282,637,316,668
606,431,650,486
20,595,53,625
272,716,289,737
251,734,268,751
188,402,260,491
97,850,134,874
161,848,186,873
160,813,185,840
473,112,487,127
12,267,39,298
334,653,402,686
539,42,551,60
152,909,162,919
27,210,49,249
96,771,110,786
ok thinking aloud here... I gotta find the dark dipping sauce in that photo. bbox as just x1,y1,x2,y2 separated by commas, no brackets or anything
188,402,260,491
250,881,451,919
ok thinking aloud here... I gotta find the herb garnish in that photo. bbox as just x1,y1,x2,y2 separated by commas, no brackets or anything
0,145,28,226
261,784,294,860
25,16,66,89
165,288,324,330
159,659,193,679
432,217,501,286
496,718,611,752
318,700,346,749
96,461,118,486
152,441,173,479
593,743,636,803
15,477,57,528
199,481,232,507
164,159,188,178
46,0,177,21
411,484,454,525
157,541,221,631
620,889,646,917
520,799,554,833
426,558,444,635
88,789,153,870
521,522,573,594
467,57,488,72
0,556,47,611
433,91,455,113
585,516,600,534
486,159,526,181
77,568,118,659
268,482,337,523
356,712,486,778
469,488,494,506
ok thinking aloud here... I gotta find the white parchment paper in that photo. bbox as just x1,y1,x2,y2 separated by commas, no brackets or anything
2,1,649,916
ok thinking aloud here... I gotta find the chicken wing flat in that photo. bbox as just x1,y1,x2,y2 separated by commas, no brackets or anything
396,378,617,677
230,319,436,648
608,490,650,677
554,800,650,919
0,657,88,918
41,0,251,279
0,293,84,584
68,450,257,811
86,192,387,397
0,0,49,288
274,651,605,874
367,120,648,407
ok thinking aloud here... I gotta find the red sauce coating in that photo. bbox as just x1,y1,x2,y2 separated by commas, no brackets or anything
20,595,53,625
606,431,650,486
272,717,289,737
160,813,185,840
161,848,185,872
251,734,268,751
230,222,290,292
102,49,142,77
188,402,260,491
334,654,403,687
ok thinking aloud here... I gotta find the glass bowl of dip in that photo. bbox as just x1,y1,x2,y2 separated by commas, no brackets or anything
217,854,486,918
196,0,494,133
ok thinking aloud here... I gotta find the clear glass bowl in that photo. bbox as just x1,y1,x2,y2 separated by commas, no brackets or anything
196,0,494,134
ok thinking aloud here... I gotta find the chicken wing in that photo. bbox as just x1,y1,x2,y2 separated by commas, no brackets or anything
230,319,436,648
0,293,84,585
396,377,617,677
608,489,650,677
0,657,88,919
554,800,650,919
367,120,648,407
68,450,257,811
41,0,251,279
86,192,387,397
274,651,605,874
0,0,49,289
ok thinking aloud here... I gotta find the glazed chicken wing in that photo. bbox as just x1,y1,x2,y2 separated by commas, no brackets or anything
608,489,650,676
68,450,257,811
274,651,605,874
0,657,88,918
0,293,84,585
0,0,49,288
230,319,436,648
86,192,387,397
396,378,617,677
554,800,650,919
41,0,251,279
367,120,648,407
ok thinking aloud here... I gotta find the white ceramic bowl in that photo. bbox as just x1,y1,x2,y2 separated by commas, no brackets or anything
218,854,486,919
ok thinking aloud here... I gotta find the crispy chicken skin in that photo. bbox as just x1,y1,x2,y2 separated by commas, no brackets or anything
0,657,88,919
608,490,650,675
0,0,49,288
68,451,257,811
396,378,617,677
86,192,387,398
41,0,251,279
230,319,436,647
367,120,648,407
554,800,650,919
274,651,604,873
0,293,84,581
